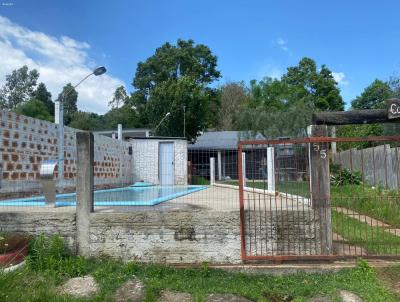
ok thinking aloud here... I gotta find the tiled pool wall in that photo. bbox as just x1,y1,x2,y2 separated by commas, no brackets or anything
0,110,187,195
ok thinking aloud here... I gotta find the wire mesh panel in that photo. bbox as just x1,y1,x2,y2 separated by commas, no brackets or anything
238,141,320,260
331,137,400,258
239,136,400,261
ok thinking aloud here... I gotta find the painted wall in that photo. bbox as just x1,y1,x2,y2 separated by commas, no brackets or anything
130,139,187,185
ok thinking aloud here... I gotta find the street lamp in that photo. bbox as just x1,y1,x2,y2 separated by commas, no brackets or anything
55,66,107,185
153,112,171,135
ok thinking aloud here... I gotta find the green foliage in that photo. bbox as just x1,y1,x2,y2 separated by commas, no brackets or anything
146,76,217,139
351,79,394,109
330,164,362,186
215,82,247,130
33,82,54,115
69,111,103,130
108,85,128,109
56,83,78,125
282,57,344,111
1,245,398,301
0,65,39,109
27,235,90,280
235,100,314,138
336,124,383,150
132,39,221,140
14,98,53,122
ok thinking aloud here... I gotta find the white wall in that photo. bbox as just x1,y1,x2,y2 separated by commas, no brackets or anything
130,139,187,185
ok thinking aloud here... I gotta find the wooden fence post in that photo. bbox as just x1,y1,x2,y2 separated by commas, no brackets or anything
308,125,333,255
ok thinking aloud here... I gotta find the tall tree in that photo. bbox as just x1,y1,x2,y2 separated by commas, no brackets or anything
0,65,39,109
132,39,221,139
216,82,248,130
56,83,78,125
351,79,393,109
33,82,54,115
109,86,128,109
281,57,344,111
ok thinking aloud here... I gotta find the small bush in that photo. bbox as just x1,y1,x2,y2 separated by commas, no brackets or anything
330,164,362,186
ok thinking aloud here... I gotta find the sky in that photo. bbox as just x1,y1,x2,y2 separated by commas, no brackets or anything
1,0,400,114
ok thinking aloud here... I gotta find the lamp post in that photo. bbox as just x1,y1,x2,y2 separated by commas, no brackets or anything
55,66,107,186
153,112,171,136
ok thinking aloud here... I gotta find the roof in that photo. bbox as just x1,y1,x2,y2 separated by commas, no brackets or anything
188,131,266,150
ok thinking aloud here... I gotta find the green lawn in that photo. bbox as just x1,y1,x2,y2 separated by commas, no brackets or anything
0,235,399,302
332,210,400,255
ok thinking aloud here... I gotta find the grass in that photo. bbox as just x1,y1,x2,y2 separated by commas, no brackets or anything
332,210,400,255
0,235,399,302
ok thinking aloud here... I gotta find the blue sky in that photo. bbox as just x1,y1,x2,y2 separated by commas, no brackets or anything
1,0,400,113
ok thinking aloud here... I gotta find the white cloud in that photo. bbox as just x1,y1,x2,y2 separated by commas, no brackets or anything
274,38,289,52
332,71,348,86
0,16,125,114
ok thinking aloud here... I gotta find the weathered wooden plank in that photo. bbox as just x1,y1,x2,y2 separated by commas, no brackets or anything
308,125,333,255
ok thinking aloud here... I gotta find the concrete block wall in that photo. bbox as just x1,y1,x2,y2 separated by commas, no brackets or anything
0,110,134,194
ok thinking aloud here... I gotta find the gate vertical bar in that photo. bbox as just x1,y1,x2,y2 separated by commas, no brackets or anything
308,125,333,255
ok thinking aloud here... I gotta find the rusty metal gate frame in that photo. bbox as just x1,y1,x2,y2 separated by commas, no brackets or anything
238,135,400,261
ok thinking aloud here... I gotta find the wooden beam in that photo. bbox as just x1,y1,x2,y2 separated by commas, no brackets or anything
312,109,389,125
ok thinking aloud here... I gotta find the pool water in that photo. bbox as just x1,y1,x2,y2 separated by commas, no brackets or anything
0,185,206,207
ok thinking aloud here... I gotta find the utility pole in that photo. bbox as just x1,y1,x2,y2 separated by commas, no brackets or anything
183,105,186,138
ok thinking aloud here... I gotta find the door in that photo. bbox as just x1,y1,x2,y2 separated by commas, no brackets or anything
159,142,174,185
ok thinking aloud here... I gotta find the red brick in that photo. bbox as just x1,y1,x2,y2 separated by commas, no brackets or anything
3,130,10,138
29,156,35,163
11,172,18,180
32,164,38,171
3,140,9,147
20,172,26,178
3,172,9,179
11,154,18,162
16,164,22,170
12,141,18,148
14,132,19,139
21,142,27,148
6,163,13,170
2,154,9,161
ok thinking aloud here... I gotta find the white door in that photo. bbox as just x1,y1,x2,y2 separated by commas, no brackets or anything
159,142,174,185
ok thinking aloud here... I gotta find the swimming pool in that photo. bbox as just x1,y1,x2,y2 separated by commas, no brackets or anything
0,185,207,207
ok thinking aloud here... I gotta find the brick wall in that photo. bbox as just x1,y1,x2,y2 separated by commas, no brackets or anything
0,110,188,195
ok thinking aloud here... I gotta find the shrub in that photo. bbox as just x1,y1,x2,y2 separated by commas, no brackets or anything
330,163,362,186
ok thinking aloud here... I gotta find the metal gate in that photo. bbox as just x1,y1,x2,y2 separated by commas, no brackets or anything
238,135,400,261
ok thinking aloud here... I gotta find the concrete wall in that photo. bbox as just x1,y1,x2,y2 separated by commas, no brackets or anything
0,212,76,251
130,138,187,185
332,144,400,189
0,207,322,263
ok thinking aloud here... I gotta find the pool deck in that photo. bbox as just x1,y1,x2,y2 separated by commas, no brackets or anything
0,185,310,213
